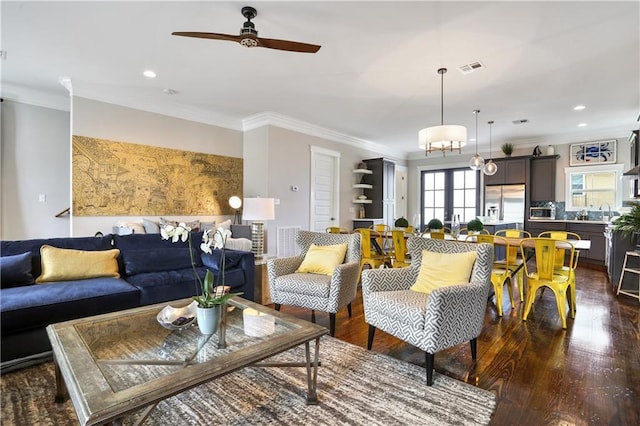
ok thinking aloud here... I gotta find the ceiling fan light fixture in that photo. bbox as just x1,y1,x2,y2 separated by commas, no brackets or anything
419,68,467,156
240,38,258,48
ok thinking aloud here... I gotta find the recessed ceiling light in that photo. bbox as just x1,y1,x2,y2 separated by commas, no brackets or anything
578,123,588,127
143,70,157,78
573,105,586,111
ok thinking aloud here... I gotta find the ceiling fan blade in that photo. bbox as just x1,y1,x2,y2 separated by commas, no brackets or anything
172,32,242,43
256,37,321,53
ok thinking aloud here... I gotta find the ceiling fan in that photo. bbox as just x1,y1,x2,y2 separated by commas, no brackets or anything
172,6,321,54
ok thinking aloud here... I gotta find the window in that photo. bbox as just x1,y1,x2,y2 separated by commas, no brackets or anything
420,168,480,230
564,164,624,211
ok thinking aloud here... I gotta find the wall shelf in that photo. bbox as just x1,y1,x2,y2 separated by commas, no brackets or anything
352,168,373,174
353,183,373,189
352,199,373,204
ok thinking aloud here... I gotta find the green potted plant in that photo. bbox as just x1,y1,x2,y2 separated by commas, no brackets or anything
467,218,484,233
613,202,640,247
427,218,443,231
501,143,514,157
394,216,409,229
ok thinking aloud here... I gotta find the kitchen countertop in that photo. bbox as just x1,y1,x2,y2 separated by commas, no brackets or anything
527,219,613,225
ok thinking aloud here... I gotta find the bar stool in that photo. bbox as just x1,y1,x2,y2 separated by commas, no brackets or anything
616,251,640,302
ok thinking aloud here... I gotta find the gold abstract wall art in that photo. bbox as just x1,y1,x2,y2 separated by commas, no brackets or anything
72,136,243,216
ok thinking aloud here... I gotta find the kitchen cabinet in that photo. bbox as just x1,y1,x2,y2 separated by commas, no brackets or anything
484,157,527,186
530,156,558,202
525,220,565,237
363,158,395,228
567,223,606,263
524,221,606,264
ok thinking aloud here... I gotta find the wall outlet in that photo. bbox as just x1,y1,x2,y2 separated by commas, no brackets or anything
291,185,299,192
39,194,46,202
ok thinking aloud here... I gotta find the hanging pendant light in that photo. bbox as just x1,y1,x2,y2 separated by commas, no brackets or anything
469,109,485,170
483,120,498,176
418,68,467,156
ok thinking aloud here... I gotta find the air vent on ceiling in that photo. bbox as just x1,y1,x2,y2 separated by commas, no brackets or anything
512,119,529,125
458,61,485,75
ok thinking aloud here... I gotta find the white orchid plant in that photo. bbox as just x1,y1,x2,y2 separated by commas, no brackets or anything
161,223,241,308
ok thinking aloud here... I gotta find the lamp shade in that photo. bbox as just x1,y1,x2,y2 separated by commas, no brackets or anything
418,125,467,150
242,198,275,221
228,196,242,210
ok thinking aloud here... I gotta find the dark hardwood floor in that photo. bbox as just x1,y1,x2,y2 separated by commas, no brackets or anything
270,265,640,425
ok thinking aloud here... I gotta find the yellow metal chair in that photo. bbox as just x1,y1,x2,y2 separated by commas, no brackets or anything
354,229,391,280
429,231,445,239
460,228,490,236
326,226,350,234
469,234,515,316
494,229,532,302
519,238,575,329
369,224,392,253
390,230,410,268
537,231,581,316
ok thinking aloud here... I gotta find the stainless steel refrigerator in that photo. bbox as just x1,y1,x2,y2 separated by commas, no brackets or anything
484,184,526,225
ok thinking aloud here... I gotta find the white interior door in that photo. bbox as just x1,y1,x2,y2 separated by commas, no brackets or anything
310,146,340,232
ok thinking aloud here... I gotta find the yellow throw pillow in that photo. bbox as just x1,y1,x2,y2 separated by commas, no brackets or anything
36,245,121,283
410,250,477,294
296,243,348,276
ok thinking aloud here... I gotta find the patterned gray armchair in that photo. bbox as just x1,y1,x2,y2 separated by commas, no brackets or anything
267,230,361,336
362,237,493,385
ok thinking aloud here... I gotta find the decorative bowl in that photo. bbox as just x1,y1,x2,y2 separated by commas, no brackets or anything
157,301,198,330
358,195,367,200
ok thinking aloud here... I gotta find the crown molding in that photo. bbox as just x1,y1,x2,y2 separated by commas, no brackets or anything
242,111,406,160
2,83,70,111
71,89,244,131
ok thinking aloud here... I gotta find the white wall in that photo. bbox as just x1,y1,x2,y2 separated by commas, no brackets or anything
246,125,406,255
71,97,244,236
1,101,71,239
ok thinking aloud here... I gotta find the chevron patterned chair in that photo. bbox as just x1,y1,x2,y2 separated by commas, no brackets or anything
267,230,361,336
362,237,493,385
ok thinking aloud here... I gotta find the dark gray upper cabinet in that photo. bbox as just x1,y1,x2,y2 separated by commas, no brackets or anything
530,156,558,202
484,157,527,186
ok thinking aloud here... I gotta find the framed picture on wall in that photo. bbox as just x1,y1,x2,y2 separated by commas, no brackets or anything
569,140,616,166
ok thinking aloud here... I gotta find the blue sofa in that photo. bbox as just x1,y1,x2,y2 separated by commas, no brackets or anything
0,232,255,371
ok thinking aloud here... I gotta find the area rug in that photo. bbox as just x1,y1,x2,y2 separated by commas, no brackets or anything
1,336,496,425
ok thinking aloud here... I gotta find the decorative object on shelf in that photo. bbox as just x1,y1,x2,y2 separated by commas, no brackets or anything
358,205,366,219
394,217,409,229
157,301,198,330
546,145,555,156
358,195,368,200
469,109,485,171
570,140,616,166
419,68,467,157
357,162,367,170
482,121,498,176
427,218,444,231
467,218,484,233
243,197,276,258
161,223,241,335
229,196,242,224
533,145,542,157
501,142,514,157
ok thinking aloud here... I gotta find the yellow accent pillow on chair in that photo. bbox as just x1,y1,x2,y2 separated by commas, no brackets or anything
410,250,478,294
296,243,348,275
36,245,121,283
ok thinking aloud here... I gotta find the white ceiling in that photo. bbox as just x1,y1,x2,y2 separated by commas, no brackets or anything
2,1,639,159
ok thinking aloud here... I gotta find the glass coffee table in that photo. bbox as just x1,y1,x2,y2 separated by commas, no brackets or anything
46,297,328,426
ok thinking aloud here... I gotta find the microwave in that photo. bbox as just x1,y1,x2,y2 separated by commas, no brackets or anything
529,207,555,220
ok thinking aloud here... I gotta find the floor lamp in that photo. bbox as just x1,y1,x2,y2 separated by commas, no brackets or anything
242,198,275,258
228,196,242,224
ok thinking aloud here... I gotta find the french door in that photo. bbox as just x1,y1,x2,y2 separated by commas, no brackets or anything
420,168,480,231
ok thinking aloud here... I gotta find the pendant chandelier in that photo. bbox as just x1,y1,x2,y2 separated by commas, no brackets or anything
418,68,467,156
482,120,498,176
469,109,485,170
